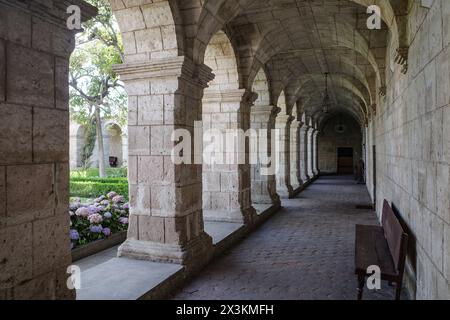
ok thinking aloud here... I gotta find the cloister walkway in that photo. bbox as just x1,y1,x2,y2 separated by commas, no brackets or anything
171,176,400,300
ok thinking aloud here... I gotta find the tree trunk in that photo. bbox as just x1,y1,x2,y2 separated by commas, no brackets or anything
95,105,106,178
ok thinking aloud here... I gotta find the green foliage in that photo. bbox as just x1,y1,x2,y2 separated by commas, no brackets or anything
71,167,128,178
71,177,128,184
70,181,129,199
69,0,127,137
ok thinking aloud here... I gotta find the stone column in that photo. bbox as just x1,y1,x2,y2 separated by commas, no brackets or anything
312,129,320,176
250,105,281,206
289,119,302,191
307,127,315,178
0,1,96,299
275,114,295,198
114,56,214,270
299,125,310,183
202,89,257,225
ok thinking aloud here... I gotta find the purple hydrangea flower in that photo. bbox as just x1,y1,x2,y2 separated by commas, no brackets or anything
101,200,110,206
87,205,102,215
90,225,103,234
123,203,130,210
70,229,80,241
88,213,103,224
102,228,111,237
103,212,112,219
119,217,129,225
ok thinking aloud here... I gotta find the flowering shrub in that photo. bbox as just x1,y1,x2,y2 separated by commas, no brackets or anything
69,192,129,249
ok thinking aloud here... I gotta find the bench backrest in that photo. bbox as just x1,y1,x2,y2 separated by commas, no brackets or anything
382,200,408,273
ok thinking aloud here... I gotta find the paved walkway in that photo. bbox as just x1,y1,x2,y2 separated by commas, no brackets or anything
172,176,402,300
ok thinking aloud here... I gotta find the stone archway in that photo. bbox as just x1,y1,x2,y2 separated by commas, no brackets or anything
201,31,256,224
104,122,124,168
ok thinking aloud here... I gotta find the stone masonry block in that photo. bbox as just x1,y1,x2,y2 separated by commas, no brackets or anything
6,164,54,223
141,2,174,28
0,5,31,47
129,184,151,216
13,271,56,300
0,223,33,289
138,156,164,185
138,215,164,242
32,215,71,277
113,7,145,32
32,17,74,57
7,43,54,108
135,28,163,53
0,39,4,102
0,104,32,165
164,216,188,245
128,126,150,156
33,108,69,163
55,57,70,110
0,166,5,225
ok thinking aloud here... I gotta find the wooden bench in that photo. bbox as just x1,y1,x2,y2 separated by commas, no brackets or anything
355,200,409,300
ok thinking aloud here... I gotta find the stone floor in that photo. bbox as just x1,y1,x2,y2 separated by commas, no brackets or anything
171,176,405,300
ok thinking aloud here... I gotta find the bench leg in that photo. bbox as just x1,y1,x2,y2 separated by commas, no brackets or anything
357,274,365,300
395,282,402,300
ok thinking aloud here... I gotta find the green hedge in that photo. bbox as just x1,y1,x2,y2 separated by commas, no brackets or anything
70,177,128,184
70,167,128,179
70,181,129,199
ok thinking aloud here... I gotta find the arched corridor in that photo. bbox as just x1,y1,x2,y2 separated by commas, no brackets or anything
0,0,449,300
171,176,402,300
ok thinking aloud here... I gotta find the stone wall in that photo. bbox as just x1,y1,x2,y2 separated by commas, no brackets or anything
318,115,363,174
373,0,450,299
0,0,95,299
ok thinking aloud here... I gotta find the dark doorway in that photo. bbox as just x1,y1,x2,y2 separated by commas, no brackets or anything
337,147,354,174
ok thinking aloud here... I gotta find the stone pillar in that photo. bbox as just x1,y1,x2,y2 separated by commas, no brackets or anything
250,105,280,206
312,129,320,176
307,127,315,178
121,133,128,167
202,89,257,225
0,1,96,299
289,119,302,191
115,56,214,270
299,125,310,182
275,115,294,198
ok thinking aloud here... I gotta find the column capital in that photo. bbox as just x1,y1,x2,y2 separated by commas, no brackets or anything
290,119,302,129
114,56,215,88
251,105,280,115
203,88,247,103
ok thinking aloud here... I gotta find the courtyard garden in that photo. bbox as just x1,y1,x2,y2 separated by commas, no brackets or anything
69,168,129,249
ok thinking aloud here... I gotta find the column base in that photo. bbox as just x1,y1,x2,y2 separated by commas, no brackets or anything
117,232,214,273
277,185,294,199
252,193,276,205
203,207,257,225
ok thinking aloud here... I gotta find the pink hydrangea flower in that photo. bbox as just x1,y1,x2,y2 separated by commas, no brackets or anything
75,207,90,218
107,191,117,199
88,213,103,224
112,195,125,203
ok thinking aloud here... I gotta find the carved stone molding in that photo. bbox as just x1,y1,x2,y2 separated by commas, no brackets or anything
114,56,215,88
